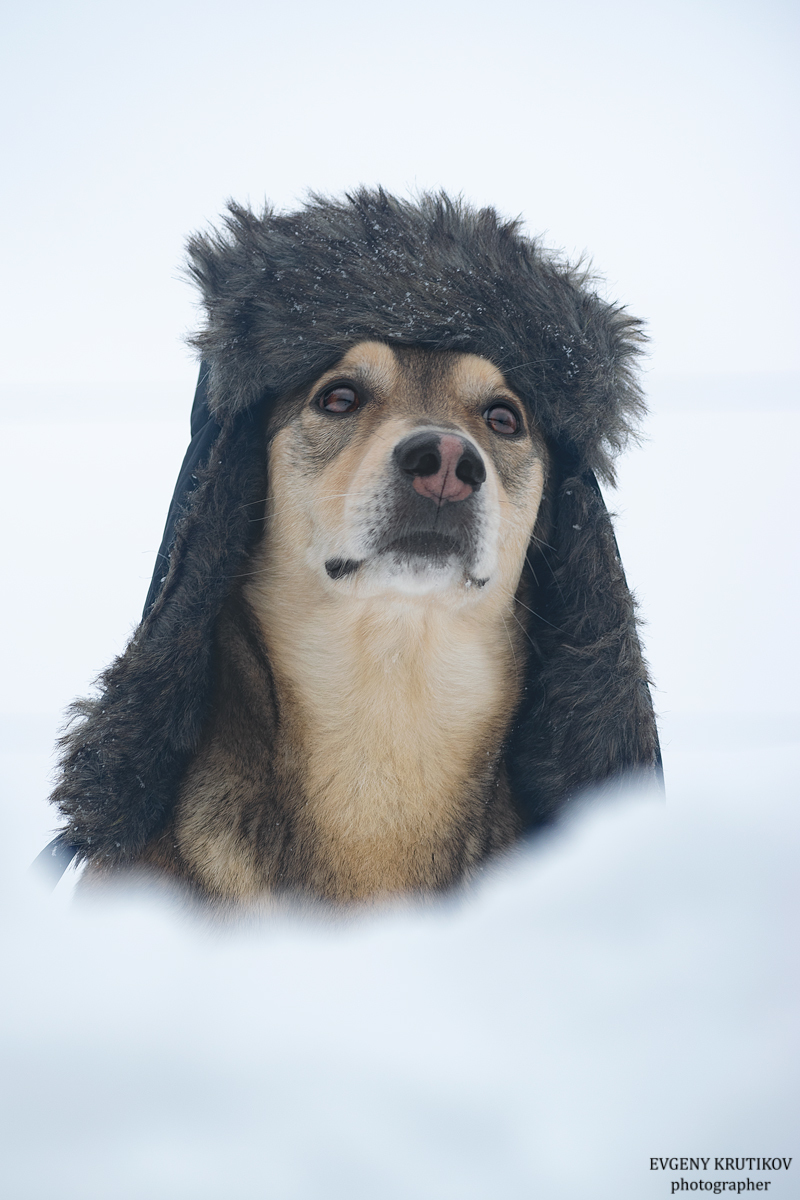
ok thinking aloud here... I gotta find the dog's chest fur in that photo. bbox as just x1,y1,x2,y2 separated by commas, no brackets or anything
167,578,522,905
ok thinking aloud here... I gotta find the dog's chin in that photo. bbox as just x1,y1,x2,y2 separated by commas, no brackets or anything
371,552,466,596
325,547,482,596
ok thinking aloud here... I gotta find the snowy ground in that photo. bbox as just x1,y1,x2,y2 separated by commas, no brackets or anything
1,373,798,1197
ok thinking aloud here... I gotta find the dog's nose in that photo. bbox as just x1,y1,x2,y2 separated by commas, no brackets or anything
393,431,486,504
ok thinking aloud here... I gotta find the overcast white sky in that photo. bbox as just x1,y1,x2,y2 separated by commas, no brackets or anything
2,0,798,396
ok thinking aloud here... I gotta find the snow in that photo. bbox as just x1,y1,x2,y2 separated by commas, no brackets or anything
1,754,797,1198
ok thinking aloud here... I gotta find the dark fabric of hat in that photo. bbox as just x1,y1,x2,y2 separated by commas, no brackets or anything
51,189,662,865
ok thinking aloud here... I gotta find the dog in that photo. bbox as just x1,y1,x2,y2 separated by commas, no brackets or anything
110,340,550,905
53,191,660,909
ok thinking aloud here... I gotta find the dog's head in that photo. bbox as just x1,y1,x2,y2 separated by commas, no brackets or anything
262,340,550,605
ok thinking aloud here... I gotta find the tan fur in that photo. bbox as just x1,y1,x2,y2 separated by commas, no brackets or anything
135,342,549,907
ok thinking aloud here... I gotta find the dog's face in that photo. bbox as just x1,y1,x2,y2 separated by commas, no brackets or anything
264,341,549,603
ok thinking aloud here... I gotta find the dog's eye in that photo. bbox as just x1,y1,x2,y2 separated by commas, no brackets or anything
484,404,520,436
319,385,360,414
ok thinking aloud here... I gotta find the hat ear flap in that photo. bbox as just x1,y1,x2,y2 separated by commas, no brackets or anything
142,365,221,619
51,387,269,863
507,456,662,831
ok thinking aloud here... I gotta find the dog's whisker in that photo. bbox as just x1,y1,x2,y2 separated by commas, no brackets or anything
521,551,540,587
525,547,566,602
510,609,540,654
523,550,540,588
500,613,517,672
315,492,373,500
226,567,275,580
495,579,565,636
513,593,562,631
515,592,565,633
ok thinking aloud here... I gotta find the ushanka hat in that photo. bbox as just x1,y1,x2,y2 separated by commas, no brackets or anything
45,189,662,874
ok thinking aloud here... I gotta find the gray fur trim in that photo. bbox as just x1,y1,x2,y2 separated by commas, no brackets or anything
187,189,646,483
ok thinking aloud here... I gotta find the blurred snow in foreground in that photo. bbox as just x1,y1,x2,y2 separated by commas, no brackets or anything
2,741,797,1200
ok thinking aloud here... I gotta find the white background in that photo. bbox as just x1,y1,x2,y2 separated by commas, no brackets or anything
1,2,797,1196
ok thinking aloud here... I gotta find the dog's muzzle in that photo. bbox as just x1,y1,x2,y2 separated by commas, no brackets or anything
325,428,490,585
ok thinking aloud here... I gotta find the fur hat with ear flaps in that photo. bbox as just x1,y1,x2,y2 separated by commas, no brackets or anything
50,189,662,867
